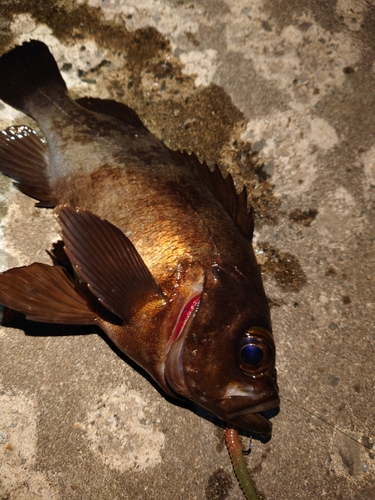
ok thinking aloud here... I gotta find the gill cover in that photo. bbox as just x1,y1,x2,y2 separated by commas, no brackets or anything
165,264,279,436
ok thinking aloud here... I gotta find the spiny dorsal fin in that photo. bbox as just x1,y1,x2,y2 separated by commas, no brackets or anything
76,97,147,130
0,263,97,324
0,125,56,207
76,97,253,237
57,206,164,323
171,150,254,239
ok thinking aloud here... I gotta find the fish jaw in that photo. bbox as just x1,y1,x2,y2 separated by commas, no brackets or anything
226,401,280,437
220,386,280,437
164,264,279,435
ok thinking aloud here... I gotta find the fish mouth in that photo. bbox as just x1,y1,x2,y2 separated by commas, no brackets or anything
226,397,280,437
226,397,280,419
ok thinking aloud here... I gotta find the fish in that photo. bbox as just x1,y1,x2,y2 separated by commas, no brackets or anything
0,40,279,438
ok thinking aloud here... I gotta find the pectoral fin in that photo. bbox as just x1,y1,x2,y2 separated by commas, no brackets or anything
0,263,97,324
57,206,164,322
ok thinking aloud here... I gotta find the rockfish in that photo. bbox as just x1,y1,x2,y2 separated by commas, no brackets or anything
0,40,279,436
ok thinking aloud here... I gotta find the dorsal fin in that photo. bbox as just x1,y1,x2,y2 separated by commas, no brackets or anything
0,125,56,207
171,150,254,239
76,96,253,237
76,97,147,130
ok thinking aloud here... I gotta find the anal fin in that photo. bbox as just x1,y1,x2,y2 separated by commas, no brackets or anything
57,206,164,322
0,125,56,207
0,263,97,324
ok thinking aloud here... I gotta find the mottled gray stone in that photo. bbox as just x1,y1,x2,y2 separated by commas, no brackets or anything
0,1,374,499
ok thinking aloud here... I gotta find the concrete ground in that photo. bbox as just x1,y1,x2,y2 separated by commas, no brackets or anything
0,1,374,499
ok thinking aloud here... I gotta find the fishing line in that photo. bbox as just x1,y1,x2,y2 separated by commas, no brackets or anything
280,394,373,450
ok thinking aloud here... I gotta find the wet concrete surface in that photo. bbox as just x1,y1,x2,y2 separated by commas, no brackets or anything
0,1,374,499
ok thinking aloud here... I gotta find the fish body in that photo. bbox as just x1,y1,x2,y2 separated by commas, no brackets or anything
0,41,279,435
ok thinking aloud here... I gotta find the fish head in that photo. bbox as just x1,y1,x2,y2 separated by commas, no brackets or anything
165,264,279,437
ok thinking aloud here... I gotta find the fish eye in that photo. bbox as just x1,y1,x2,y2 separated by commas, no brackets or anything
238,328,275,375
240,343,263,365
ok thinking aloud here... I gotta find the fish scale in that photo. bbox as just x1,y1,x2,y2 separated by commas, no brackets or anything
0,40,280,499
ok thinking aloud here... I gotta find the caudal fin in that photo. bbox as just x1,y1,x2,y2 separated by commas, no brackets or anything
0,40,66,114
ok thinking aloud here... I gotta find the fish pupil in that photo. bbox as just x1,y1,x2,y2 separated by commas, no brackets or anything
240,344,263,365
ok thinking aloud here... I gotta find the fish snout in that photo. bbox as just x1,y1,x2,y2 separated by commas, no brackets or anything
226,396,281,437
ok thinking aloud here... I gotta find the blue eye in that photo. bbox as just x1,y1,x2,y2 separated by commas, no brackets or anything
238,328,275,374
240,344,263,366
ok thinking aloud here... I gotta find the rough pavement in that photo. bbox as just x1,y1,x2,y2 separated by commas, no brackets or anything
0,1,374,499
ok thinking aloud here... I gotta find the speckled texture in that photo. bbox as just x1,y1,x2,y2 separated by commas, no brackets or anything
0,1,374,499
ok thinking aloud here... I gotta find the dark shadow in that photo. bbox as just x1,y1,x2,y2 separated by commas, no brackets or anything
1,306,102,336
1,305,279,444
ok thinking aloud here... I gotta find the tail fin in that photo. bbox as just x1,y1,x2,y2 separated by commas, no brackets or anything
0,40,66,114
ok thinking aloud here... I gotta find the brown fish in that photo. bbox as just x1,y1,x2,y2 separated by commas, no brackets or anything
0,40,279,436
